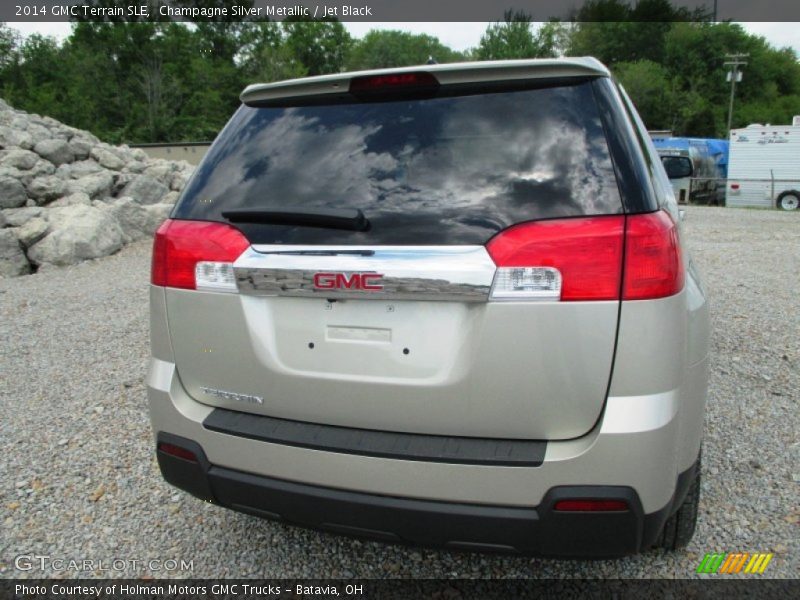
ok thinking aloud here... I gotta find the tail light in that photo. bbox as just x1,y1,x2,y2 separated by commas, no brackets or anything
486,212,683,302
487,216,625,301
622,211,684,300
151,219,250,292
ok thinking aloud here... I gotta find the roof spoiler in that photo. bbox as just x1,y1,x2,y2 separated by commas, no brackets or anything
240,58,610,106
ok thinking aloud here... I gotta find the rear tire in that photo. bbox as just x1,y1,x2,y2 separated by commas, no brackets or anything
776,191,800,211
657,457,701,550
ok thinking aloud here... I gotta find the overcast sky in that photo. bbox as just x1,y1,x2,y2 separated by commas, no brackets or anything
7,21,800,55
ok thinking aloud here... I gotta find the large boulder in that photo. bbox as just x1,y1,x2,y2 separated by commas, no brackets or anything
0,98,200,276
56,159,104,180
2,206,44,227
15,217,49,247
170,167,193,191
143,162,174,184
144,203,173,224
68,138,92,160
1,148,39,170
0,125,34,150
161,191,180,206
65,170,114,199
27,204,124,266
0,229,31,276
26,175,66,204
121,174,169,205
0,177,28,209
123,160,146,174
106,197,168,243
48,192,91,208
90,146,125,170
33,138,75,166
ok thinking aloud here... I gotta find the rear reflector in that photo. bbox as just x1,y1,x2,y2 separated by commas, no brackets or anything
553,499,629,512
350,72,439,94
157,442,198,463
151,219,250,291
622,211,684,300
487,216,625,301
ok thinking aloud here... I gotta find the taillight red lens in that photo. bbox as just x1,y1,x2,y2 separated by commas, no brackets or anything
553,499,629,512
486,216,625,301
151,219,250,290
622,211,684,300
486,212,684,302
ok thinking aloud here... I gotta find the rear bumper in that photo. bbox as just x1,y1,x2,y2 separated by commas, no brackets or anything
157,431,698,557
147,352,707,557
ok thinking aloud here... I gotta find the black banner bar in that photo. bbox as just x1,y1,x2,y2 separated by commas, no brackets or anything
3,579,800,600
2,0,800,23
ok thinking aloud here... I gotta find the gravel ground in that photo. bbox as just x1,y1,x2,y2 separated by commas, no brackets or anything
1,206,798,579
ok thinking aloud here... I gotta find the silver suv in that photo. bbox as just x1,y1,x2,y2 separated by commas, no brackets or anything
147,58,709,558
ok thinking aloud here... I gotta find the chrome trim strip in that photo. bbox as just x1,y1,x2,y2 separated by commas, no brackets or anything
234,245,496,302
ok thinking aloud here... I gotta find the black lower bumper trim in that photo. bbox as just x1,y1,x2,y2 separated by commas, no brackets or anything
156,432,696,558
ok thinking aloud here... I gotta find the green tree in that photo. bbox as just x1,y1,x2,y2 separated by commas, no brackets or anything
2,34,69,121
240,22,307,83
283,19,352,76
476,10,561,60
615,60,675,130
567,0,706,65
0,24,20,70
3,19,798,145
347,30,463,70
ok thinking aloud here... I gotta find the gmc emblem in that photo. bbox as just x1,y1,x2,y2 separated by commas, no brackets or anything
313,272,384,291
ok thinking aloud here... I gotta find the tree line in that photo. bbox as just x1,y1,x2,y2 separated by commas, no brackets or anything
1,0,798,144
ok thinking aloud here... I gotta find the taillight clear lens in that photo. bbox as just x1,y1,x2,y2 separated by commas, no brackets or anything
491,267,562,299
195,261,237,292
623,211,684,300
151,219,250,291
486,216,625,301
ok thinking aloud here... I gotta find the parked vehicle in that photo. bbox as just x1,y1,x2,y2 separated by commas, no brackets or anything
147,58,710,557
727,120,800,210
652,137,728,205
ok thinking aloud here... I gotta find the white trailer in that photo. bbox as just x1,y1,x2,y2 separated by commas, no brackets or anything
726,119,800,210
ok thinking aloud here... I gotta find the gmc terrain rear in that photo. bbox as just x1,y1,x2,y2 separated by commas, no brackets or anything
147,58,709,557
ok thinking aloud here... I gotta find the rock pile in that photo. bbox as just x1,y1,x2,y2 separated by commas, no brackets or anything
0,98,195,277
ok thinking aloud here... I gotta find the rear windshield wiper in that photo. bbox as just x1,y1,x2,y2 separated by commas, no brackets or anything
222,207,369,232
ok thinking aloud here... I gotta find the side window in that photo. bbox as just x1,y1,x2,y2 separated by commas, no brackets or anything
617,84,679,216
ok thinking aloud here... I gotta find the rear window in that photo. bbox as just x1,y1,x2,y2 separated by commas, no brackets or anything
174,79,623,245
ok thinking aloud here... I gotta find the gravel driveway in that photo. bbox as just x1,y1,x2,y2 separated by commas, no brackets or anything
1,206,798,579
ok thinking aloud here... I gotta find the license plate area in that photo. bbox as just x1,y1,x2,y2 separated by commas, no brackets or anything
253,296,477,381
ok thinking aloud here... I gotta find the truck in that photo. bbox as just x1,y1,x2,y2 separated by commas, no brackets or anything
651,137,728,205
726,119,800,210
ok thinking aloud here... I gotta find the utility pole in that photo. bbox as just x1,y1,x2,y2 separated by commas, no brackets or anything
724,53,748,137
